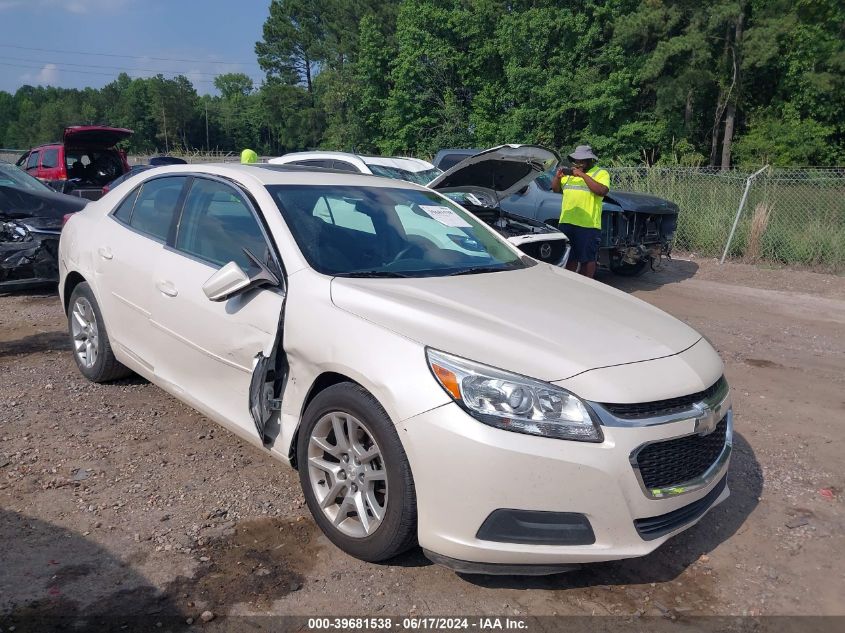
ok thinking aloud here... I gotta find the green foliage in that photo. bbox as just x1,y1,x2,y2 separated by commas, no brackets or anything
0,0,842,166
733,108,838,166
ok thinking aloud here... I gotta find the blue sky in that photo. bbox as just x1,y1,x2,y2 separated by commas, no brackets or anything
0,0,271,95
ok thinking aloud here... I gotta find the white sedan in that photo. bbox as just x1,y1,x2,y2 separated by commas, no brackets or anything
59,163,732,574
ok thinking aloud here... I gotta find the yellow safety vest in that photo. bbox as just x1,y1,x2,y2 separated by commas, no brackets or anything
558,166,610,229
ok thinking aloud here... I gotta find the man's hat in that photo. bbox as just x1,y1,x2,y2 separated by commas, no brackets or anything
568,145,598,161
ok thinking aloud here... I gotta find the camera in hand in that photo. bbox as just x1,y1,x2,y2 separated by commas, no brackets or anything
557,165,573,176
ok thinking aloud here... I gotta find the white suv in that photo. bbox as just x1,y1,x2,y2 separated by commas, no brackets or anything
59,163,731,574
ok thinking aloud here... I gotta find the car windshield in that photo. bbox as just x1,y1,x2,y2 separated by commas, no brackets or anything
267,184,527,278
535,168,555,191
0,163,52,192
365,164,442,185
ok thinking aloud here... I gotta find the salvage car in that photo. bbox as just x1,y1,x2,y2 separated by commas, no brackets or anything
435,148,679,276
60,163,732,574
1,161,87,290
17,126,133,201
273,148,571,267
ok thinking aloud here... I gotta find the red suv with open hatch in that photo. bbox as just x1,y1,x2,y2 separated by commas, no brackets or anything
16,126,133,200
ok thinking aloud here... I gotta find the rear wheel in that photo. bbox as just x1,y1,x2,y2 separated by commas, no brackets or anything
297,383,417,562
67,282,132,382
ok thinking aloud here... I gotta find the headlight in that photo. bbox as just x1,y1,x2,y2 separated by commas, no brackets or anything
1,220,31,242
426,349,602,442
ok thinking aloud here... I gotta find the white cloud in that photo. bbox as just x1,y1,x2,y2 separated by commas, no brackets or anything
35,63,59,85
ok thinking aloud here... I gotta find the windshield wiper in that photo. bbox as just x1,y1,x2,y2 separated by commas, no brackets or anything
447,265,517,276
341,270,412,278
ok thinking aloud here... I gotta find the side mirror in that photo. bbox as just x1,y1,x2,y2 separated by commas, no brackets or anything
202,250,280,302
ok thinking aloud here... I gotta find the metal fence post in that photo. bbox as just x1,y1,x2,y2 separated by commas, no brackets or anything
720,165,769,264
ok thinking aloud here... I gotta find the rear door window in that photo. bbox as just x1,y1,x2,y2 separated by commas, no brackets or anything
41,148,59,169
113,187,140,223
293,159,331,168
175,178,270,269
127,177,187,241
331,160,359,172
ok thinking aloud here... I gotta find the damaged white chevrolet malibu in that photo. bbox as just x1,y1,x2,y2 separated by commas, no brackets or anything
59,162,732,574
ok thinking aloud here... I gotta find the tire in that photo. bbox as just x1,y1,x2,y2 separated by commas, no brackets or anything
67,281,133,383
297,382,417,562
609,257,649,277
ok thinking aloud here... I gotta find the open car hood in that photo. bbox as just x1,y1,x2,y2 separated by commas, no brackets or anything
63,126,133,148
428,145,560,199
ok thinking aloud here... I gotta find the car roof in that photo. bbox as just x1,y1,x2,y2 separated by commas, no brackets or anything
130,162,429,191
361,155,436,171
269,150,366,164
270,151,435,172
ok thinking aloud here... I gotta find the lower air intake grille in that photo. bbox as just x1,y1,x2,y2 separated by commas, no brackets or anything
634,475,727,540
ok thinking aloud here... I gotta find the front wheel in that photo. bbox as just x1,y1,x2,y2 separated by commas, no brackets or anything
297,383,417,562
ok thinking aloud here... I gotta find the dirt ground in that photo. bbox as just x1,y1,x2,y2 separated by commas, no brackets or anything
1,256,843,631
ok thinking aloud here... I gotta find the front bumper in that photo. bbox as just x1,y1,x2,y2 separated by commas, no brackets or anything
399,402,730,569
0,233,60,290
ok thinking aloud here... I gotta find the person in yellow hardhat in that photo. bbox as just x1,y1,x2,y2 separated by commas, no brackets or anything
240,148,259,164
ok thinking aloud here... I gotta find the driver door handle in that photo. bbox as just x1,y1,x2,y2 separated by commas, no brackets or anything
156,280,178,297
98,247,113,260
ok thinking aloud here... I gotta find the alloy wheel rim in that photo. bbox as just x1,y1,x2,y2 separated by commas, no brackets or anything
71,297,99,369
307,412,388,538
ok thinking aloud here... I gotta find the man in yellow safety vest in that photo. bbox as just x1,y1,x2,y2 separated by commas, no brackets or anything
551,145,610,278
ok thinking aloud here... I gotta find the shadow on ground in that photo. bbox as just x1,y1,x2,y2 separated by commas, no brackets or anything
0,330,69,358
599,257,699,293
459,431,762,590
0,511,318,632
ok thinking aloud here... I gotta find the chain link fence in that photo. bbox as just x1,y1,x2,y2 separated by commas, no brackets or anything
609,167,845,271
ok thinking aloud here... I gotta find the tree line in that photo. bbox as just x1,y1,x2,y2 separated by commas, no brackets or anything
1,0,842,167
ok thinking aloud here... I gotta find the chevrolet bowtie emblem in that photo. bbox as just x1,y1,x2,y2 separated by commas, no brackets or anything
693,402,720,435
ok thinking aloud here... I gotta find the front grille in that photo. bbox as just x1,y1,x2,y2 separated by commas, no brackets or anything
634,475,727,540
603,376,727,419
518,240,566,264
635,416,728,490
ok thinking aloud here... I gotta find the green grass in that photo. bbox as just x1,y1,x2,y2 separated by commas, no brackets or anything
609,168,845,271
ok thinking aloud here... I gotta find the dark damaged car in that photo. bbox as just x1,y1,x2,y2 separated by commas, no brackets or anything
1,162,87,290
434,148,679,276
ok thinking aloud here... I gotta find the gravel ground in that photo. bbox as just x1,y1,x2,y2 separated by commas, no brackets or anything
1,257,843,631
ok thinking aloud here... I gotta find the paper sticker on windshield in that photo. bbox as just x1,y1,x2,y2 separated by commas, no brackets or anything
420,205,472,228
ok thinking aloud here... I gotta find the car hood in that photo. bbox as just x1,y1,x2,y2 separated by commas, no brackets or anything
63,126,133,147
605,190,679,214
330,264,701,382
428,145,560,199
0,185,88,220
